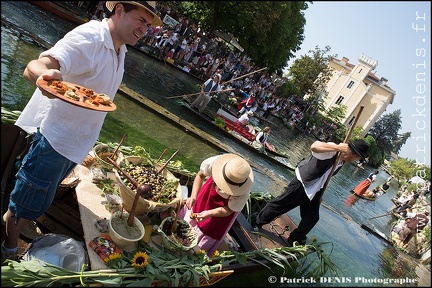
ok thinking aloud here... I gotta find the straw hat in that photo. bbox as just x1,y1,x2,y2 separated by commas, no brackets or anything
105,1,162,27
348,139,369,161
212,154,254,196
213,73,221,80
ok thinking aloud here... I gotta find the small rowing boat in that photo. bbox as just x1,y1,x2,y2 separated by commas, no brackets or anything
180,98,296,171
350,189,376,201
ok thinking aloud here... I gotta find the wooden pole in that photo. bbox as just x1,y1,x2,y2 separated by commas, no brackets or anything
368,211,394,220
166,88,235,99
321,105,365,196
221,67,268,86
157,150,179,174
167,67,267,99
110,133,127,161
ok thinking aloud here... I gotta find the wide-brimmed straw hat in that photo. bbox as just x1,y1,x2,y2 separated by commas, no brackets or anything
105,1,162,27
348,139,369,161
212,154,254,196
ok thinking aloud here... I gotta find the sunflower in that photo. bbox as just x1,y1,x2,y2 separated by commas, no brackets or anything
105,253,122,263
195,249,206,256
105,253,123,269
131,251,149,268
211,250,220,258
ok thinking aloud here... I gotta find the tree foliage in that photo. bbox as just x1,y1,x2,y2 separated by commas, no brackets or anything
287,45,337,98
279,79,301,99
387,158,430,188
326,104,347,126
164,1,309,73
393,132,411,156
388,158,417,185
367,109,411,156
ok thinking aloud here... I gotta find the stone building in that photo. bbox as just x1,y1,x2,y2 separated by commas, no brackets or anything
321,54,396,134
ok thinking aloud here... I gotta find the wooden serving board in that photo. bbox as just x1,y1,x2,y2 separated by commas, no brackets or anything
231,213,295,250
36,79,116,112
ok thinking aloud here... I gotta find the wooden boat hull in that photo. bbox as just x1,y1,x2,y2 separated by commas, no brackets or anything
35,167,304,282
27,1,87,24
183,99,295,171
350,189,376,201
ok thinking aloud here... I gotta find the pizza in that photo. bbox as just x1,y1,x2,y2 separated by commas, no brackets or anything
40,79,116,111
48,80,113,106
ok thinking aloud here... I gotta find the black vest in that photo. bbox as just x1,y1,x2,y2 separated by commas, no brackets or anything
297,154,341,187
204,81,219,93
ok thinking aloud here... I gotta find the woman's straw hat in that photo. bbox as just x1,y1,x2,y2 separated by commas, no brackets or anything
105,1,162,27
212,154,254,196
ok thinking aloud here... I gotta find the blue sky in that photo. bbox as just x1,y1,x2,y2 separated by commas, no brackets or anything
287,1,431,166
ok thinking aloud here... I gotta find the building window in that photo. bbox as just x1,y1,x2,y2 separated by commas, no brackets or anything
358,68,362,74
335,95,344,105
347,80,354,89
348,116,355,126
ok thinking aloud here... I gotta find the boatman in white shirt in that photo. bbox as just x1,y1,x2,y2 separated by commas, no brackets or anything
255,126,271,153
191,73,222,114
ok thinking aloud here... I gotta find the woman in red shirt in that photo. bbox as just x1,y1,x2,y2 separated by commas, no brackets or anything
179,153,254,256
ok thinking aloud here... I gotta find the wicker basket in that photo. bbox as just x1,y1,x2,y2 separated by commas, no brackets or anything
93,144,124,171
115,156,182,214
158,216,198,251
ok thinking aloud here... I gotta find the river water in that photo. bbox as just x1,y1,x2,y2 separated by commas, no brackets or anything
1,2,429,287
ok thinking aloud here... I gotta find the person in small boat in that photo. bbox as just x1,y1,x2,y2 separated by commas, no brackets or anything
236,111,254,130
395,190,414,206
382,179,391,191
179,153,253,257
393,192,420,217
1,1,162,263
391,219,408,247
254,126,271,153
363,186,382,198
352,170,379,196
237,91,257,116
191,73,221,114
252,139,369,246
397,211,430,248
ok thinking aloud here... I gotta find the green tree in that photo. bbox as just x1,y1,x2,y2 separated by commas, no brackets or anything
363,135,383,168
326,104,347,126
393,132,411,155
367,109,411,156
287,45,337,98
388,158,417,185
279,78,301,98
165,1,309,73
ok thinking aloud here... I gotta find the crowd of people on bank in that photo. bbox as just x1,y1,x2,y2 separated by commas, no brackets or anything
389,181,430,250
71,2,338,139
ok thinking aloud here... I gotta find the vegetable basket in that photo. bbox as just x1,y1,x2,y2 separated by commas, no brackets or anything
158,216,198,251
115,156,182,213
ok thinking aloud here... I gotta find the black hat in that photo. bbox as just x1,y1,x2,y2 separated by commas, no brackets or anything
348,140,369,161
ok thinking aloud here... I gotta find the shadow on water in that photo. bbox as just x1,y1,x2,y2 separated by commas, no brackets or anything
1,2,429,286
